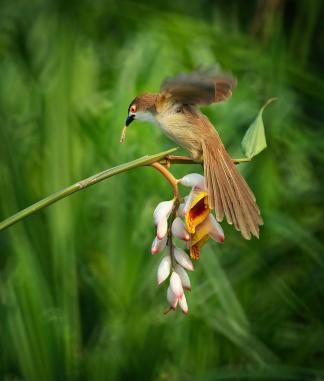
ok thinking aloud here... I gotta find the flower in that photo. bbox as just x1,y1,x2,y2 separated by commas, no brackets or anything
178,293,188,314
153,200,174,239
165,269,190,314
170,271,183,298
167,286,178,309
157,256,171,286
175,264,191,291
179,173,205,190
173,246,194,271
181,176,225,260
153,200,174,224
184,188,211,234
151,235,167,255
171,217,190,241
156,218,168,240
151,172,225,315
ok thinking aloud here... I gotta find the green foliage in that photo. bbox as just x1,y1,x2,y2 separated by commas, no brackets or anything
242,98,277,159
0,1,324,381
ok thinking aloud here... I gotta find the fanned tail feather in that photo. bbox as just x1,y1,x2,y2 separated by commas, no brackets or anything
202,136,263,240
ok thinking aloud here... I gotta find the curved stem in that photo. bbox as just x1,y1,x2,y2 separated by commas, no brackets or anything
150,162,179,200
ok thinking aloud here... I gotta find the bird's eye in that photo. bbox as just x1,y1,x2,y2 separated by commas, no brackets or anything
130,105,136,113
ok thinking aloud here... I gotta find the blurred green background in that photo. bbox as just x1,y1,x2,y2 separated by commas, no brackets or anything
1,1,324,380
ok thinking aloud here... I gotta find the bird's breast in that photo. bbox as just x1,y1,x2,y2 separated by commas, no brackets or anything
155,113,203,158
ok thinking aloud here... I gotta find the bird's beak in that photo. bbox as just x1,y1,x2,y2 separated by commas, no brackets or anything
120,113,135,144
125,114,135,126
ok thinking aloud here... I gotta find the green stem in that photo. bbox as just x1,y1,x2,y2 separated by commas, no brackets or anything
0,148,177,232
0,147,251,232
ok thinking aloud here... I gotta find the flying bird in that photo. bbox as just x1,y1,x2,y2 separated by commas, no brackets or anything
121,69,263,239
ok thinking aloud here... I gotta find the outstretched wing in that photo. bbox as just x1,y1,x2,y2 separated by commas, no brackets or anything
160,69,237,105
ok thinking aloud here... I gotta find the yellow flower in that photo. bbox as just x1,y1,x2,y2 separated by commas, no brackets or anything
184,189,224,260
184,189,211,234
189,235,210,260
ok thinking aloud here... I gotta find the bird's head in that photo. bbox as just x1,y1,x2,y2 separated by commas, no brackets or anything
125,93,158,127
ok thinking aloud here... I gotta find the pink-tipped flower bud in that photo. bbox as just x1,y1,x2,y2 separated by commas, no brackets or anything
178,293,189,314
170,271,183,299
151,235,167,255
174,247,194,272
157,256,171,286
167,286,178,310
153,200,174,225
179,173,205,190
156,218,168,240
171,217,190,241
175,264,191,291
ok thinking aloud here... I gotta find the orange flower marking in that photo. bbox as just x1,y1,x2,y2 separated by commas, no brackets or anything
185,190,211,234
184,189,212,260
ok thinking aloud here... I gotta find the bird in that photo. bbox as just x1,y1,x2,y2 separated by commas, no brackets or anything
121,69,263,239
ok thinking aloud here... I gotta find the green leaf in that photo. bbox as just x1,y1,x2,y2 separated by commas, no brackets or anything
241,98,277,159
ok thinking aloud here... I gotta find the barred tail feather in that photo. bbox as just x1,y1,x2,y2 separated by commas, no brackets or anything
202,137,263,240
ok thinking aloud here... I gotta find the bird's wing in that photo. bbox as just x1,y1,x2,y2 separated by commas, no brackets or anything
160,69,237,105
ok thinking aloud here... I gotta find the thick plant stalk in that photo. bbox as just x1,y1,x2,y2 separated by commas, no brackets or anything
0,148,177,231
0,147,249,232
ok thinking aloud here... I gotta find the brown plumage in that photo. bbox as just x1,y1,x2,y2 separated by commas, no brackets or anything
122,69,263,239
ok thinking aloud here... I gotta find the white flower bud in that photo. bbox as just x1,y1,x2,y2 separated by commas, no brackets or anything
171,217,190,241
153,200,174,225
178,203,185,218
175,264,191,291
157,256,171,286
156,218,168,240
167,286,178,309
151,235,167,255
179,173,205,190
170,271,183,298
174,247,194,272
178,293,189,314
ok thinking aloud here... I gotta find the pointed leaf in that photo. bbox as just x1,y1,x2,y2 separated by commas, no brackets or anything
241,98,277,159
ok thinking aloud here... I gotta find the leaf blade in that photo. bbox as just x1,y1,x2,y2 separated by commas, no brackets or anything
241,98,277,159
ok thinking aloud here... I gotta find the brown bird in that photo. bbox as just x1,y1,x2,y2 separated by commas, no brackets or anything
121,69,263,239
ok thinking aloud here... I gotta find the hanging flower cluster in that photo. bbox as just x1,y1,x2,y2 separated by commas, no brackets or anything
151,173,224,314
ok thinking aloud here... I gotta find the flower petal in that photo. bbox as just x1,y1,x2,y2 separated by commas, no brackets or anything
151,235,167,255
171,217,190,241
170,271,184,298
178,293,189,314
208,214,225,243
175,264,191,291
184,189,211,234
183,189,195,215
174,246,194,271
167,286,178,309
192,214,224,244
157,256,171,286
179,173,205,190
153,200,174,225
178,203,185,218
156,218,168,240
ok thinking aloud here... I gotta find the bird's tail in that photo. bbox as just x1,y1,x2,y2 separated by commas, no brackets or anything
202,135,263,239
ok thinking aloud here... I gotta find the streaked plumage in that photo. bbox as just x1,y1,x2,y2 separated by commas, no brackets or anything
123,69,263,239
